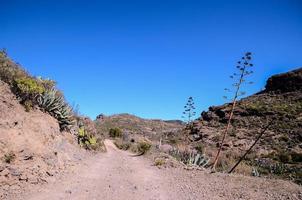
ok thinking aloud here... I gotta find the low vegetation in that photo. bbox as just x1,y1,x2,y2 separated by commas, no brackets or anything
109,127,123,138
3,151,16,164
109,126,152,155
137,140,152,155
0,50,105,151
77,119,105,151
0,50,28,84
0,50,74,131
154,158,166,166
169,147,210,167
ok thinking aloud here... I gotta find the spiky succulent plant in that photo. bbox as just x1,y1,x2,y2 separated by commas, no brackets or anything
169,148,210,168
187,152,210,167
37,89,74,130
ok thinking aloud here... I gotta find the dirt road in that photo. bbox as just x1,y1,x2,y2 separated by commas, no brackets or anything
22,140,302,200
24,140,168,200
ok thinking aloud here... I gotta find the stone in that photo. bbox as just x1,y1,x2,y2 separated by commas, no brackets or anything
8,168,21,176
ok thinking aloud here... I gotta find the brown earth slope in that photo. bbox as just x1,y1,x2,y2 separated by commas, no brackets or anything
0,80,86,199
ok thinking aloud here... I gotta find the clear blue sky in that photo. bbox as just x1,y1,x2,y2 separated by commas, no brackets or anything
1,0,302,120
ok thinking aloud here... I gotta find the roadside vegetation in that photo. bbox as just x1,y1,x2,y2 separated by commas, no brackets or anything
0,50,104,151
0,50,73,130
109,127,152,155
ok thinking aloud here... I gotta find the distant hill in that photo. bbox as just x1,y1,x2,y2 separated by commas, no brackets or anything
95,113,183,139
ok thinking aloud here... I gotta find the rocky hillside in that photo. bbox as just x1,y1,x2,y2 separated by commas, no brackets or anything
0,80,87,199
95,113,183,140
192,68,302,183
0,52,103,199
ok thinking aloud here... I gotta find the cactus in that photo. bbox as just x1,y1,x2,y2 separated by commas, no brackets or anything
37,89,74,130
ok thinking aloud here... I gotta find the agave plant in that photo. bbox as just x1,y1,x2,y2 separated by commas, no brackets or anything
37,89,74,130
169,148,210,168
187,152,210,167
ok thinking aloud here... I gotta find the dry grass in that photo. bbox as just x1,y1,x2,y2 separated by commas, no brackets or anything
154,158,166,166
233,162,254,175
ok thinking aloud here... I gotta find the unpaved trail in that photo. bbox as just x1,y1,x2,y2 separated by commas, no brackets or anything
21,139,302,200
24,140,168,200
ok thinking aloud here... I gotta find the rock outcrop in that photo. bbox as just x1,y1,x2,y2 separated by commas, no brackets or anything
264,68,302,93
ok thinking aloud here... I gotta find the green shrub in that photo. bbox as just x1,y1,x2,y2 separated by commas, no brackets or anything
15,77,45,94
13,77,46,112
154,158,165,166
137,140,152,155
109,128,122,138
78,126,85,137
88,136,97,145
88,137,106,151
78,126,90,148
77,125,104,151
3,151,16,164
0,50,28,84
15,77,45,103
24,100,33,112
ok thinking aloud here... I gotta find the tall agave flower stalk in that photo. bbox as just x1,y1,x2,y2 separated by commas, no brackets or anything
211,52,254,171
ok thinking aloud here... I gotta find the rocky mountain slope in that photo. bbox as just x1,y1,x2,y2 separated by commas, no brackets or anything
192,68,302,183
